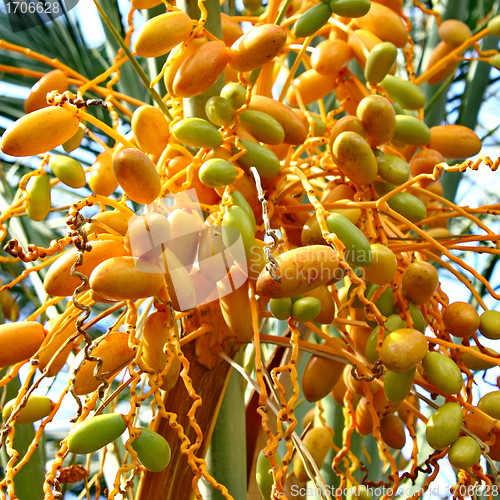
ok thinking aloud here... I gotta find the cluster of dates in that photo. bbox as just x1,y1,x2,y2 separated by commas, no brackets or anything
2,0,500,497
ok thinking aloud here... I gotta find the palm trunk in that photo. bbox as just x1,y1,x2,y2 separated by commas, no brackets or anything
138,340,239,500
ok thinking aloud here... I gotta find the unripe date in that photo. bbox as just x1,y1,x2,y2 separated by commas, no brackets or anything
1,107,79,157
67,413,127,454
0,321,46,368
331,131,378,185
132,428,171,471
70,331,135,395
113,149,161,205
256,246,340,299
381,328,428,373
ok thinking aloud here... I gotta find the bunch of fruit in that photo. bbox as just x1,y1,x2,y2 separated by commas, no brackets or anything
1,0,500,499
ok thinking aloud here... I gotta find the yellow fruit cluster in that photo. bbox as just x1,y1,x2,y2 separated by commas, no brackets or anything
0,1,500,500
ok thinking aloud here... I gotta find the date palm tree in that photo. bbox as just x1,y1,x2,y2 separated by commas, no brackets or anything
0,1,499,499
